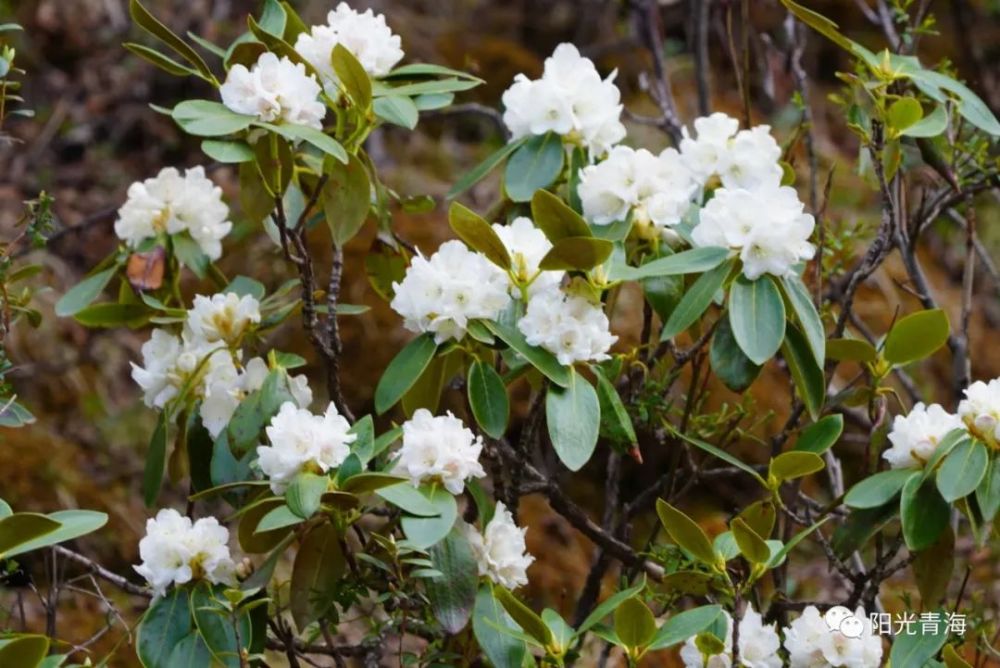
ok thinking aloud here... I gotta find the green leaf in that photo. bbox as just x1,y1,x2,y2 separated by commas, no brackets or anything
473,586,526,668
593,366,637,446
661,259,733,339
376,483,441,517
769,451,825,484
729,275,786,365
612,246,730,282
936,439,988,502
261,122,348,163
710,311,761,392
826,338,877,363
493,587,553,646
912,526,954,608
908,67,1000,137
901,474,950,551
201,139,254,163
374,333,438,414
338,472,405,495
375,77,479,97
647,605,722,651
172,100,253,137
257,505,302,533
447,138,527,199
902,105,948,138
832,502,898,558
290,523,345,631
481,318,570,388
976,456,1000,523
731,518,770,564
401,487,458,549
331,42,372,109
542,609,573,653
614,597,656,650
781,275,825,367
425,527,478,633
322,152,371,247
286,472,329,518
575,579,646,636
3,510,107,558
889,610,949,668
782,324,826,420
545,371,600,472
124,43,197,76
883,309,950,366
671,429,766,485
845,468,916,509
530,189,592,241
72,303,148,328
468,360,509,439
538,237,613,271
794,414,843,454
143,412,169,507
656,500,718,566
504,132,564,203
888,97,924,133
449,202,511,270
56,266,117,317
767,517,829,568
737,500,776,538
920,429,969,483
137,587,193,668
129,0,213,80
167,633,212,667
386,62,484,81
942,644,973,668
0,635,49,668
373,95,418,129
228,370,294,454
0,514,62,558
190,584,251,668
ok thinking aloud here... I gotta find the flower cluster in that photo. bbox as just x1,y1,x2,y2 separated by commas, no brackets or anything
463,502,534,589
134,508,236,597
502,44,625,157
114,166,232,260
681,605,882,668
220,52,326,129
679,113,784,190
680,606,781,668
958,377,1000,444
578,145,698,236
882,402,964,469
393,409,485,494
257,402,356,493
295,2,403,94
783,606,882,668
130,292,311,437
518,286,617,366
692,183,815,280
389,240,511,343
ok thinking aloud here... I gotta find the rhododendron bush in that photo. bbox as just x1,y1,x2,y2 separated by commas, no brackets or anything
3,0,1000,666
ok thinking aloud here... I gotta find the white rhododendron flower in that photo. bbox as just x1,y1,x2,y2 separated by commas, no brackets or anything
257,401,356,493
294,2,403,93
518,288,617,365
692,185,815,280
679,112,740,184
502,43,625,157
199,357,312,438
134,508,236,597
717,125,784,190
783,606,882,668
463,502,534,589
679,607,781,668
679,113,783,190
131,331,233,411
393,409,485,494
578,145,697,232
185,292,261,346
220,52,326,129
492,217,562,296
114,166,232,260
390,240,510,343
882,402,964,469
958,378,1000,443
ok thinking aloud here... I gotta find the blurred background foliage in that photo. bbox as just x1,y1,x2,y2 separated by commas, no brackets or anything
1,0,999,665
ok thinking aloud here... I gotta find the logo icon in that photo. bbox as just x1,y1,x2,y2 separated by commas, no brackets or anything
824,606,864,638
